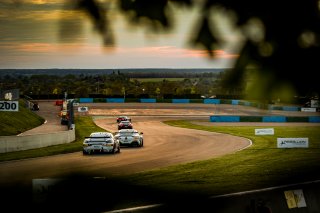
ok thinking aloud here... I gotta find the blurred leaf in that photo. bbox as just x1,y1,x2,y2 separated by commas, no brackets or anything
190,14,218,57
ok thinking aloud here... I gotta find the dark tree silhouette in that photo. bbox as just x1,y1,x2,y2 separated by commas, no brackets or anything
70,0,320,100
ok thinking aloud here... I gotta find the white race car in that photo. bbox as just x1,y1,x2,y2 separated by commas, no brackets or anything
83,132,120,155
114,129,143,147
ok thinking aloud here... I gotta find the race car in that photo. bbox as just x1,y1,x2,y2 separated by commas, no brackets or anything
114,129,143,147
116,116,131,123
31,102,40,111
83,132,120,155
118,120,133,130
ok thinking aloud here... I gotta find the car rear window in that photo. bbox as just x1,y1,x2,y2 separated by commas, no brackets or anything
90,133,111,138
119,132,133,136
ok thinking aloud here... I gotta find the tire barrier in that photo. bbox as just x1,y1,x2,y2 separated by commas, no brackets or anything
76,97,317,112
172,99,190,103
140,98,156,103
210,115,320,123
79,98,93,103
106,98,125,103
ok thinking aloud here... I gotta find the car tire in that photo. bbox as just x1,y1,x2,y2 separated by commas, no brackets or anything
112,145,117,154
140,139,144,147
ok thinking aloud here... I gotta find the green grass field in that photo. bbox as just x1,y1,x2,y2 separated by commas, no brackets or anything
0,100,45,136
121,120,320,196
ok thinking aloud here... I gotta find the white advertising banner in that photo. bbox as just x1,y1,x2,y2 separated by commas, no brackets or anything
301,107,316,112
255,128,274,135
78,106,88,112
284,189,307,209
277,138,309,148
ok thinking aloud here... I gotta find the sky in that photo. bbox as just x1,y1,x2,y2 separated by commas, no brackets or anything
0,0,243,69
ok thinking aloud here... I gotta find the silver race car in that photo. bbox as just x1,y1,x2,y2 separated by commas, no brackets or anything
114,129,143,147
83,132,120,155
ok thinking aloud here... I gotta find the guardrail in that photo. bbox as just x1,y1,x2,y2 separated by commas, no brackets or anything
0,129,75,153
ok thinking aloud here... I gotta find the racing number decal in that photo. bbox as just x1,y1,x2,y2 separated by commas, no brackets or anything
0,101,19,111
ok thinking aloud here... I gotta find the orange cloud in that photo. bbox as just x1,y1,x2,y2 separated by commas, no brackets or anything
115,46,239,60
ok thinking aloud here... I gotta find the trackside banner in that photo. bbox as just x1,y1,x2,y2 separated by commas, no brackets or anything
255,128,274,135
277,138,309,148
301,107,316,112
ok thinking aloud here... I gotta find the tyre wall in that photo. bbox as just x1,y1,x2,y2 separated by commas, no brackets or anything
210,115,320,123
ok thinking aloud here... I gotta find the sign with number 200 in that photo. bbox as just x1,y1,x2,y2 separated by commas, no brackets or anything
0,101,19,112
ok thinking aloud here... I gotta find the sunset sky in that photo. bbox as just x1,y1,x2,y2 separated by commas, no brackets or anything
0,0,242,69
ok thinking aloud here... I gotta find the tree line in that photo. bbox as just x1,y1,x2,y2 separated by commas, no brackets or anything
0,70,244,99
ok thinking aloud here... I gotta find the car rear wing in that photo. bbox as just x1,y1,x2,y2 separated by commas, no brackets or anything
85,136,111,139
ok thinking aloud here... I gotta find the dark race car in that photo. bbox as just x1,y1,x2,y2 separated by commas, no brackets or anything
118,120,133,130
31,102,40,111
116,116,131,123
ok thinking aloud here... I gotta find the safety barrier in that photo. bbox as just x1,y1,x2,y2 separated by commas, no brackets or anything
106,98,125,103
0,129,75,153
172,99,190,103
209,115,320,122
140,98,156,103
76,97,316,112
204,99,220,104
79,98,93,103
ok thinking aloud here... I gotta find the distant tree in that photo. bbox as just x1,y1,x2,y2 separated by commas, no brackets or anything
155,87,161,98
68,0,320,101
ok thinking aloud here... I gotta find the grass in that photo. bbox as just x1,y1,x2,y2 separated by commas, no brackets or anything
0,100,45,136
119,120,320,197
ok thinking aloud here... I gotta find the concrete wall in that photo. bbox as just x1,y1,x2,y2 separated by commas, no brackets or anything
0,129,75,153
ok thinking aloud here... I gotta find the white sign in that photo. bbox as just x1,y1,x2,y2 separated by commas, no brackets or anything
284,189,307,209
4,92,13,100
0,101,19,111
277,138,309,148
255,128,274,135
78,106,88,112
301,107,316,112
311,100,319,108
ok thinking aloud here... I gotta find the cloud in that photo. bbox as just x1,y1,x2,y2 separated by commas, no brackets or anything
114,46,238,60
